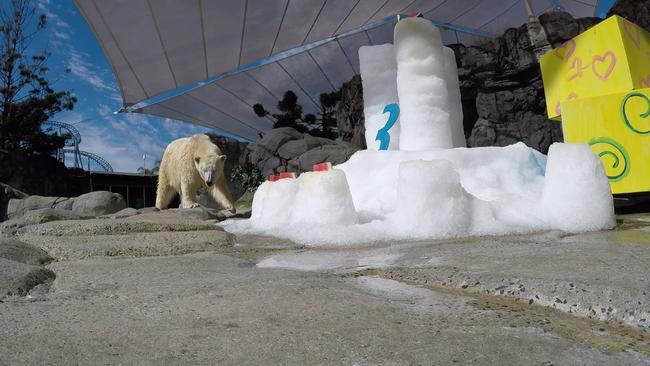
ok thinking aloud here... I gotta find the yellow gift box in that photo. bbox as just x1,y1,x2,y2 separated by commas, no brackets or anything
540,15,650,120
560,88,650,194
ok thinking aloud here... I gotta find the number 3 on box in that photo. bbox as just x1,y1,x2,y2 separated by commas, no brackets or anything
376,103,400,150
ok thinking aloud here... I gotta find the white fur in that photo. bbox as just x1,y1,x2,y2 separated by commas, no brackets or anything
156,134,234,211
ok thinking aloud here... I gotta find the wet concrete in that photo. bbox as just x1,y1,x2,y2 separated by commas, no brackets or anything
0,210,648,364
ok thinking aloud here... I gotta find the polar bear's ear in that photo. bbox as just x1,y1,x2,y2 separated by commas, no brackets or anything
219,155,226,161
194,157,200,164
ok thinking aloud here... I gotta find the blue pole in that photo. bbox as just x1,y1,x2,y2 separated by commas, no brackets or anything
550,0,563,11
595,0,618,18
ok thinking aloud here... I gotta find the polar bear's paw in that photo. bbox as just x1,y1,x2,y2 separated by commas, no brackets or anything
183,202,201,209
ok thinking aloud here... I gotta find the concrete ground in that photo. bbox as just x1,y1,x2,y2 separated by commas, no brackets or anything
0,209,648,365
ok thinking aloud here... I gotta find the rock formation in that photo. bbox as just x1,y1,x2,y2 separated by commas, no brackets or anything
608,0,650,31
336,11,603,154
246,127,359,177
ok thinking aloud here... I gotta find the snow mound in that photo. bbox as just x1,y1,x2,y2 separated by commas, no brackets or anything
541,143,616,231
290,170,358,225
391,159,471,238
223,143,615,246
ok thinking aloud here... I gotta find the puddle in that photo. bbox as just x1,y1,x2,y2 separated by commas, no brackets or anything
256,249,403,272
611,230,650,245
354,276,472,314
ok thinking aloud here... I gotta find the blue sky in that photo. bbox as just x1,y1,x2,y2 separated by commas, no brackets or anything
29,0,215,172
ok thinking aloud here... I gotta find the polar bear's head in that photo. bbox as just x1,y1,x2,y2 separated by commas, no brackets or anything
192,135,226,187
194,153,226,186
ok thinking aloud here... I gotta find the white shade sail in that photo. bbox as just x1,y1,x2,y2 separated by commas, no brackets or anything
74,0,604,141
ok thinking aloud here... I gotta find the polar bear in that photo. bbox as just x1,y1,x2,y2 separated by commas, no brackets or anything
156,134,235,212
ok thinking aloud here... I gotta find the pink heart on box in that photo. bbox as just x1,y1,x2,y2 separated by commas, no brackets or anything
592,51,617,81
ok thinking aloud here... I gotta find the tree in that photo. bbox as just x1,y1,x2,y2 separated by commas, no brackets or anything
0,0,77,154
252,89,341,139
312,90,341,139
253,90,308,132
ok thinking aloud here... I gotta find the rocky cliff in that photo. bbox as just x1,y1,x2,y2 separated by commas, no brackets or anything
335,11,603,154
608,0,650,30
459,12,599,153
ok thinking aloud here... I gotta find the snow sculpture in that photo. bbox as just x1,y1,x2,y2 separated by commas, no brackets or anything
394,17,452,150
359,45,400,150
225,16,615,246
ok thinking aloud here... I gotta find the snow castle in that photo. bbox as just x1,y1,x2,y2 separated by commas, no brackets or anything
224,17,616,246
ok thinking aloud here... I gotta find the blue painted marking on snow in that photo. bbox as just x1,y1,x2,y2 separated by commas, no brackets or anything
595,0,618,18
376,103,399,150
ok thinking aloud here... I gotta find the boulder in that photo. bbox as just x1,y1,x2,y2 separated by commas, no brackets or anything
609,0,650,33
21,208,87,224
0,218,29,236
0,182,27,221
0,257,55,298
102,207,140,219
262,157,282,177
540,11,584,47
255,127,302,152
290,144,359,172
71,191,126,217
0,238,52,265
7,195,75,220
277,135,331,159
248,127,356,175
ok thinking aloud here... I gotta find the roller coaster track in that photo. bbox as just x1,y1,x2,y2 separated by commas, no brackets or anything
42,120,114,172
62,149,113,172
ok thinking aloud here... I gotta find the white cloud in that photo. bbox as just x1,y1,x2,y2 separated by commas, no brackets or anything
56,107,172,172
67,49,119,94
162,118,210,140
53,30,71,40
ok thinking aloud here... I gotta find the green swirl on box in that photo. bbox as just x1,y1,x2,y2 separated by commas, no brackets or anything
621,92,650,135
588,137,630,182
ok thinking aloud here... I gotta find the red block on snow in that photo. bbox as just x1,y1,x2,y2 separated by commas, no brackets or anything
278,172,296,179
313,162,332,172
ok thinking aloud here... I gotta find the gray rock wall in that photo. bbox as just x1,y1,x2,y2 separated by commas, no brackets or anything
336,75,366,149
608,0,650,32
456,12,600,153
335,12,605,154
247,127,359,176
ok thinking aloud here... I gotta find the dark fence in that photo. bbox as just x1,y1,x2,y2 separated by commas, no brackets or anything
88,172,158,209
